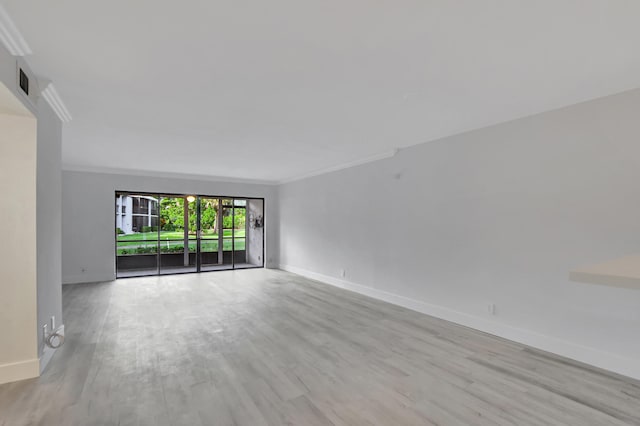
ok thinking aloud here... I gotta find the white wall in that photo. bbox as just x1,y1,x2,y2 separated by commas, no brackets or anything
0,42,64,383
36,100,63,361
0,107,38,384
279,89,640,380
62,171,278,284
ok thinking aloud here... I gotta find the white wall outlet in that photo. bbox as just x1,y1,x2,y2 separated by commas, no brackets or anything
340,269,346,278
487,303,496,315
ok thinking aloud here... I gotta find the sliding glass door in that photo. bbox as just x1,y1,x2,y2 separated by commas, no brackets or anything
232,199,247,266
199,197,220,271
116,192,264,278
116,194,159,277
158,195,197,275
199,197,249,270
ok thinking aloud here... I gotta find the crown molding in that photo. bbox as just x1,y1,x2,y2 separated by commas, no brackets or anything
62,149,400,186
61,164,279,186
0,5,31,56
40,82,72,122
278,149,399,184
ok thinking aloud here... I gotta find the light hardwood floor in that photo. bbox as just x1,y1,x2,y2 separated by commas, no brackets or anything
1,269,639,425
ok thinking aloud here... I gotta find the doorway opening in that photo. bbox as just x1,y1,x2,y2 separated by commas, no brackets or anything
115,192,264,278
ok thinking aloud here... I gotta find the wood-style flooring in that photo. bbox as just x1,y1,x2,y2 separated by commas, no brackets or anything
1,269,639,425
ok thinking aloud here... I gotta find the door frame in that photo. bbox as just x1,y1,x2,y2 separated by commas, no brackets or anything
114,190,265,278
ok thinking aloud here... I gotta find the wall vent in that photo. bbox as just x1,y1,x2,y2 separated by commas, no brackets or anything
14,58,38,109
18,68,28,95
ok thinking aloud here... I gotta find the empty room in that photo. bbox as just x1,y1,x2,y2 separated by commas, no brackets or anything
1,1,639,425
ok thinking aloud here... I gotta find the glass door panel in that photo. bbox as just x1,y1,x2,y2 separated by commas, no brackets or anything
116,193,160,277
199,197,224,271
159,195,197,275
219,199,234,269
233,199,247,266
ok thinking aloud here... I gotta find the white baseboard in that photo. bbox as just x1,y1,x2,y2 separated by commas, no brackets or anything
63,273,115,285
39,324,64,373
279,264,640,381
0,358,39,385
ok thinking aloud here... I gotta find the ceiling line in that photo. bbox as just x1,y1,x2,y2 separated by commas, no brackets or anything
61,163,280,186
278,149,399,185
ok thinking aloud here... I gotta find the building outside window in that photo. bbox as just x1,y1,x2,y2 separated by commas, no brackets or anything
116,195,158,234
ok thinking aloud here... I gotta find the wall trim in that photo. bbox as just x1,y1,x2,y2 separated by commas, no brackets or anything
39,325,64,374
62,164,279,186
0,5,32,56
0,358,39,385
40,82,72,122
64,267,280,285
63,273,115,285
278,149,399,184
279,264,640,381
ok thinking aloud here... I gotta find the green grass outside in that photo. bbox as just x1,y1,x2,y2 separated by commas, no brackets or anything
117,230,244,244
117,238,245,255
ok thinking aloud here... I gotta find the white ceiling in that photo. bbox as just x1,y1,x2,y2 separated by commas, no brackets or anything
4,1,640,183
